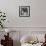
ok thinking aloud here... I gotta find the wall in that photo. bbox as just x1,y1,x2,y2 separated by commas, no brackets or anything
0,0,46,27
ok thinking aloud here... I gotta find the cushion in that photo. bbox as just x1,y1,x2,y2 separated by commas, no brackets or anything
20,35,37,43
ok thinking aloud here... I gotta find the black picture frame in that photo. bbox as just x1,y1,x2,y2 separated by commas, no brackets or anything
19,6,30,17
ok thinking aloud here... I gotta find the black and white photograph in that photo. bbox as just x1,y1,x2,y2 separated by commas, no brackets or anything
19,6,30,17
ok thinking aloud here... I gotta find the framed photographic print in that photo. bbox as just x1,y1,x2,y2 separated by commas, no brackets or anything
19,6,30,17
